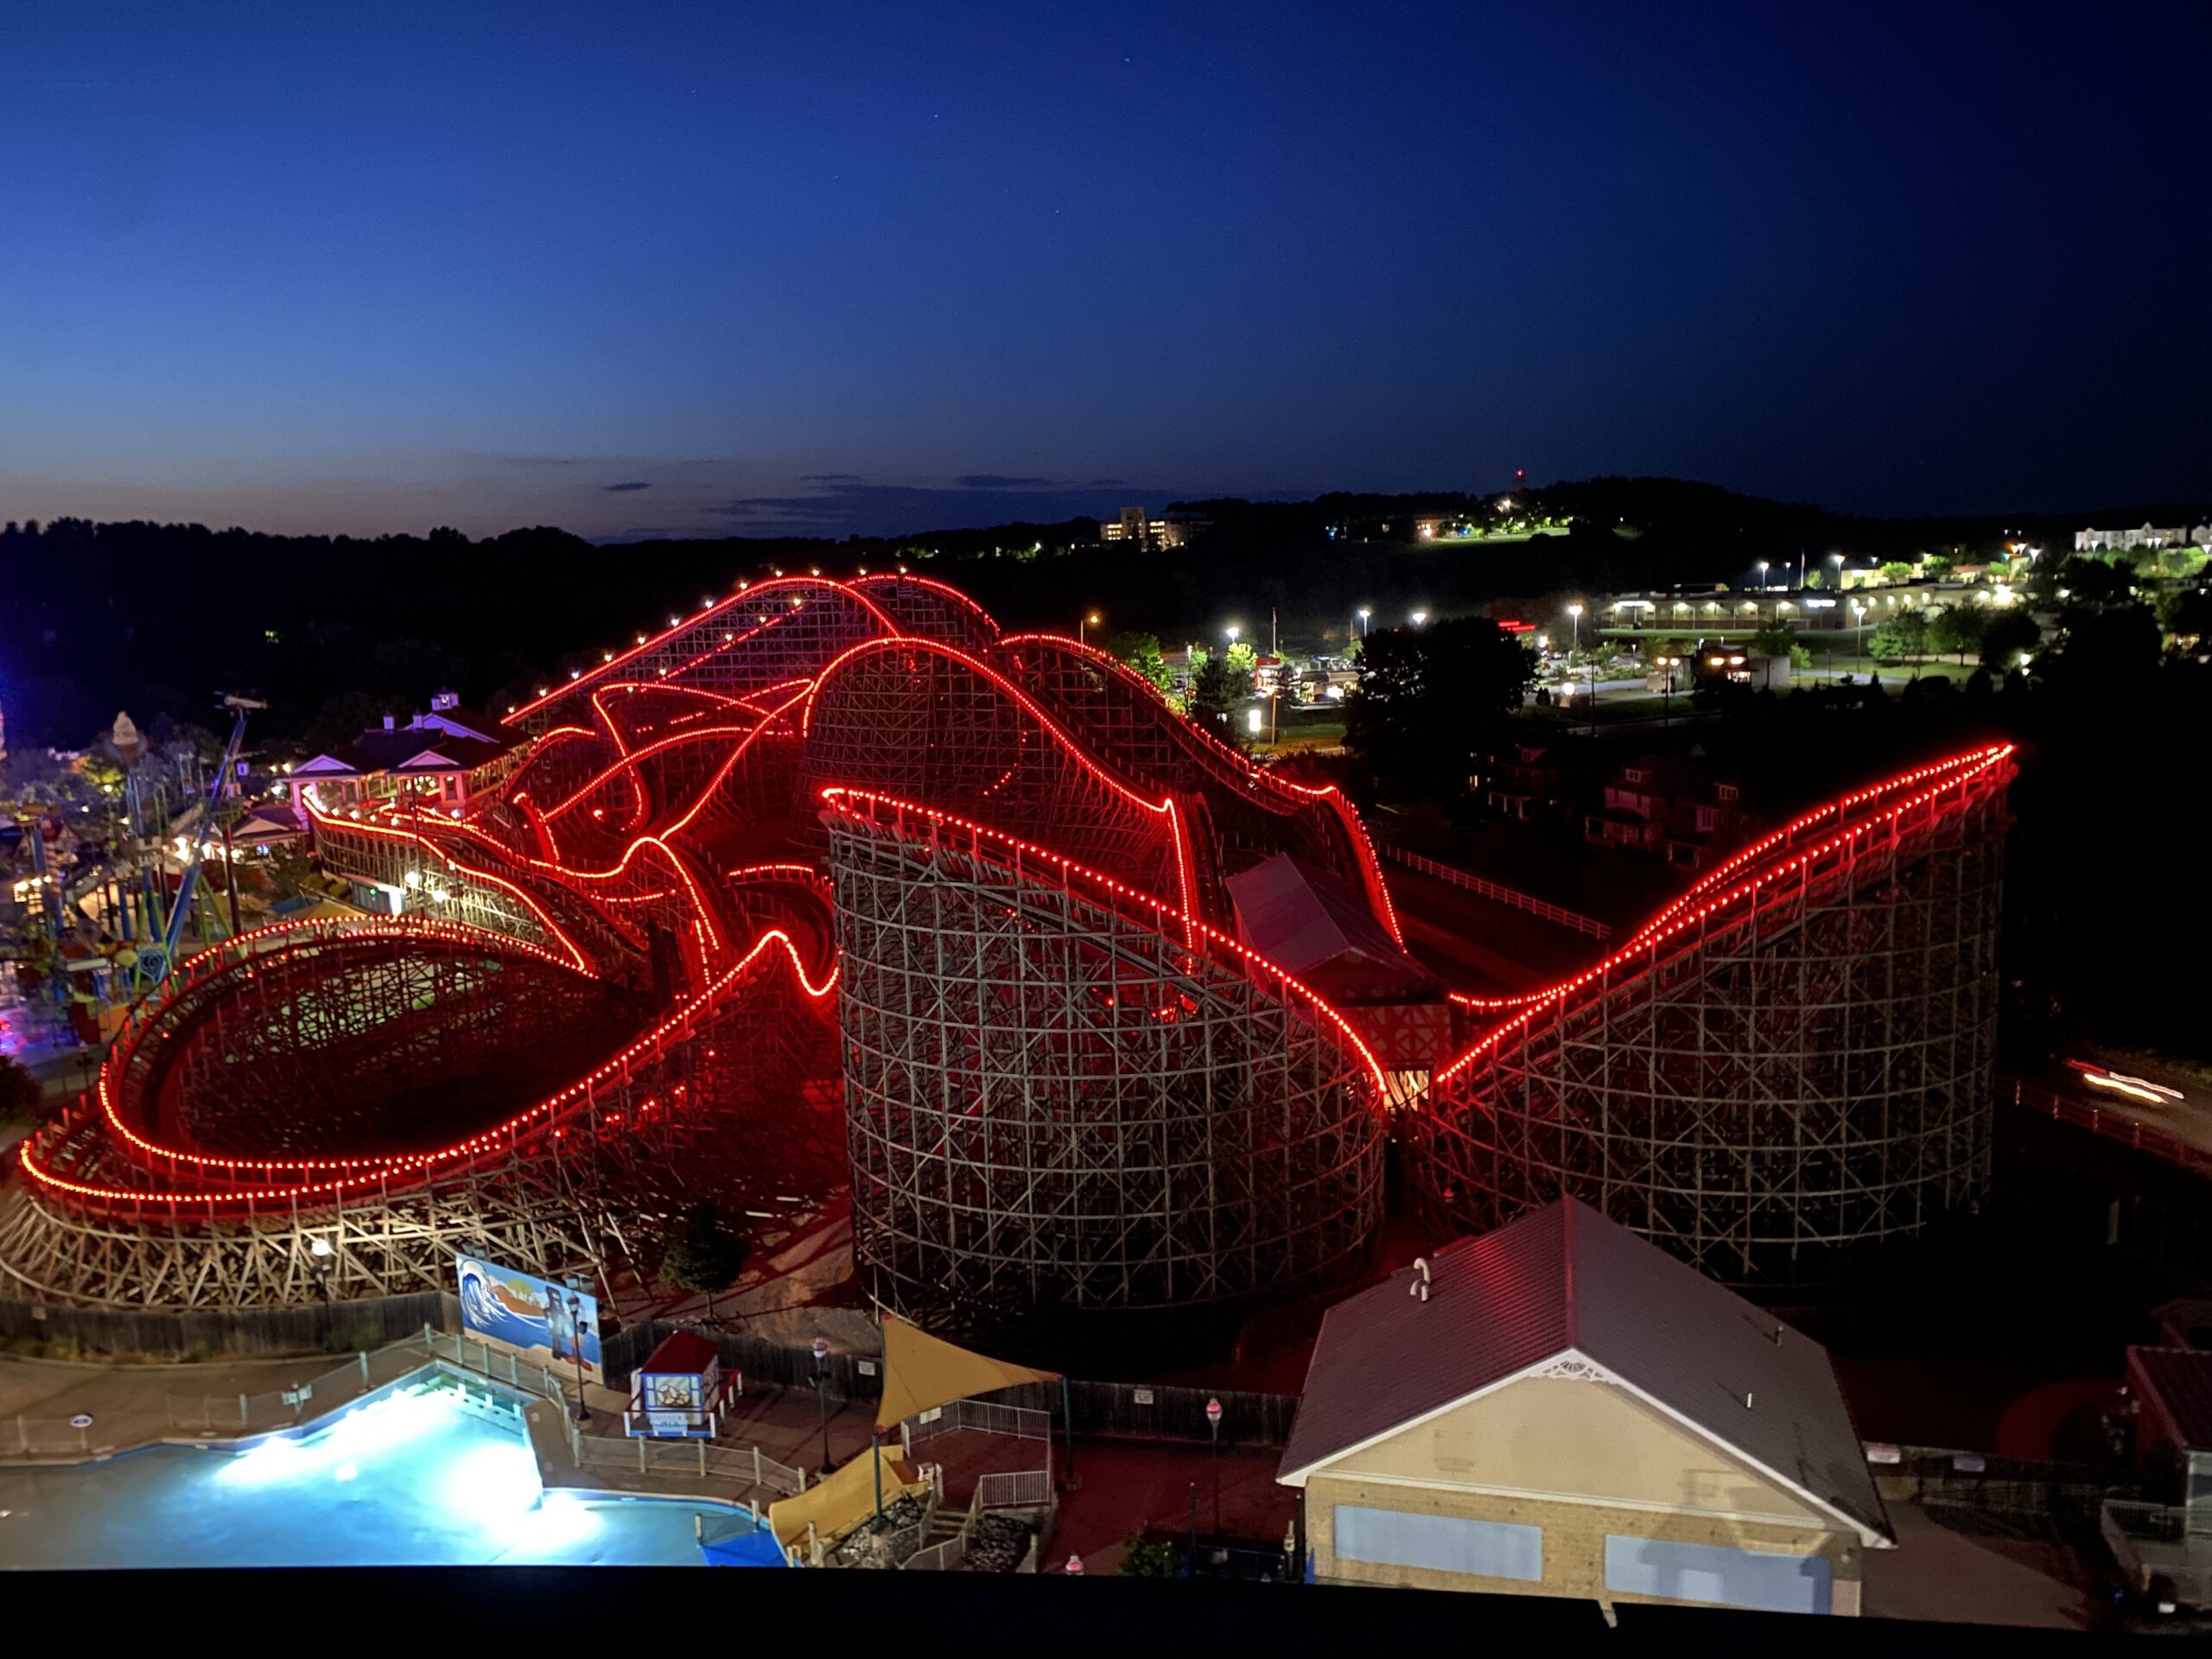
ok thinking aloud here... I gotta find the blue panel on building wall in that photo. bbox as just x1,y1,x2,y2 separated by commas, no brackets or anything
1334,1505,1542,1581
1603,1535,1830,1614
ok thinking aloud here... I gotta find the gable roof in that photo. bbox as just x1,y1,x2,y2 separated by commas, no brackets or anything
2132,1346,2212,1452
1276,1198,1890,1544
1224,852,1432,1000
639,1330,721,1376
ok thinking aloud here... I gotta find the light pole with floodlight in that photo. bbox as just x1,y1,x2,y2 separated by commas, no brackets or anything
308,1236,333,1302
1356,608,1370,645
1567,602,1582,655
1410,610,1427,628
1206,1396,1224,1535
810,1336,833,1475
1080,612,1100,645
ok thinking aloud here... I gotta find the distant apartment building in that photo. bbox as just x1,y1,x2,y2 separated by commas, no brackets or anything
1100,506,1206,550
1584,753,1752,870
1482,743,1568,823
2075,523,2209,554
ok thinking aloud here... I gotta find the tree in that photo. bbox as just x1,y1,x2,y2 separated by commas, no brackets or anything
1191,652,1255,735
1979,609,2040,674
657,1199,750,1315
0,1056,39,1126
1746,622,1796,659
1344,618,1535,801
1878,562,1915,584
1104,631,1173,695
1867,614,1926,664
1929,607,1986,664
1224,640,1257,677
1922,554,1955,581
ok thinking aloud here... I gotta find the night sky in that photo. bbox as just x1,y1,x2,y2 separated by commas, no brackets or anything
4,2,2206,540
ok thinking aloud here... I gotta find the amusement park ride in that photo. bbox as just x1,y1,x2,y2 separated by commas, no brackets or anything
0,574,2017,1355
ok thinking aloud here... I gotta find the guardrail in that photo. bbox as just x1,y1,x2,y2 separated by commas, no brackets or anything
1377,846,1611,938
2104,1499,2212,1607
422,1325,807,1498
2006,1077,2212,1178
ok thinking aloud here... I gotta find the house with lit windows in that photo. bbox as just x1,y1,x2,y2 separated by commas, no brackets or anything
1582,753,1751,869
1278,1199,1892,1616
292,692,524,820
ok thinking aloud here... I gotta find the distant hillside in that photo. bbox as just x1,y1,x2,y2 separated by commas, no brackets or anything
3,480,2200,748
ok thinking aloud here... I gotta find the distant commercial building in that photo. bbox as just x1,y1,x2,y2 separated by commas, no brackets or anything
1099,506,1206,550
2076,524,2209,554
1279,1198,1891,1614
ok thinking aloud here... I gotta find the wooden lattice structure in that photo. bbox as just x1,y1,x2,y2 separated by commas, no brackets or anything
1410,747,2016,1286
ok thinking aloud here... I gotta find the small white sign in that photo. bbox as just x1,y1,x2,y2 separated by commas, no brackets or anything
1132,1388,1154,1406
858,1359,878,1376
918,1406,942,1425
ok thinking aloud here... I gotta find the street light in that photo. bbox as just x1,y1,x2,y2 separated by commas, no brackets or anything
811,1336,833,1475
1409,610,1427,628
1206,1396,1224,1536
1757,560,1769,591
564,1288,593,1423
1567,602,1582,652
1224,624,1240,644
308,1236,333,1303
1655,655,1678,724
1079,611,1101,645
1851,599,1866,660
1356,607,1370,643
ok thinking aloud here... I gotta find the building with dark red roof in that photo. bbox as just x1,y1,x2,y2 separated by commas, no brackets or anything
1278,1198,1889,1614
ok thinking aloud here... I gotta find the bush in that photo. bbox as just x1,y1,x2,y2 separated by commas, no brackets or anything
1118,1529,1179,1576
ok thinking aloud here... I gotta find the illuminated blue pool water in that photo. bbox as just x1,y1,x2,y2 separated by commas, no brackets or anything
0,1370,769,1569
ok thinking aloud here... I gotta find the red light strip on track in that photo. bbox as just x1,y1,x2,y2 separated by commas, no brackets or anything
24,925,836,1207
804,636,1204,940
504,575,906,726
819,785,1389,1099
1433,744,2014,1084
995,630,1405,944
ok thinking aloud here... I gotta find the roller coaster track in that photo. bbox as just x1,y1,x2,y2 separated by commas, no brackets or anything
3,576,1404,1312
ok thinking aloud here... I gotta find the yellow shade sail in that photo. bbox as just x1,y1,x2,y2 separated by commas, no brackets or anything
873,1314,1058,1430
766,1443,925,1548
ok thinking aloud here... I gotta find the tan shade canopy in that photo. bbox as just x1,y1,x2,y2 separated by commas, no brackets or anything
766,1443,925,1548
873,1314,1058,1430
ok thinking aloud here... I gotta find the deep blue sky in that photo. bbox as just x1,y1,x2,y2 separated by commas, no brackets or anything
3,2,2206,539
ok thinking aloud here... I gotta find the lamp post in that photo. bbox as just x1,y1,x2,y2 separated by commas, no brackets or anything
810,1336,833,1476
308,1236,333,1303
1409,610,1427,628
1206,1396,1224,1537
565,1289,592,1423
1756,559,1769,592
1567,602,1582,652
1851,600,1866,664
1079,611,1100,646
1355,607,1370,644
1656,655,1676,725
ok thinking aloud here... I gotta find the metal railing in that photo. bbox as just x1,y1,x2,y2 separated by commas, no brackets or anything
423,1325,805,1498
570,1430,805,1497
2007,1077,2212,1178
159,1342,441,1435
1378,845,1611,938
977,1468,1052,1509
902,1487,984,1573
905,1395,1051,1447
2103,1499,2212,1606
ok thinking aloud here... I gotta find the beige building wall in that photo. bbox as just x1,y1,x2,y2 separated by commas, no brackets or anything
1303,1374,1863,1612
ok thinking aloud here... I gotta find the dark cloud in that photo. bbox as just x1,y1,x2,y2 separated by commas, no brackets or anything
696,480,1179,537
799,472,867,483
955,473,1053,490
604,480,651,492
